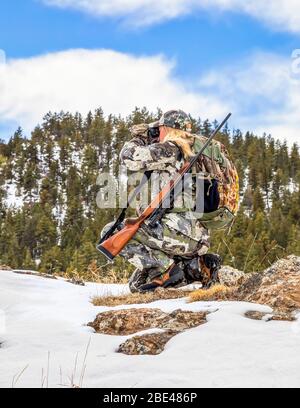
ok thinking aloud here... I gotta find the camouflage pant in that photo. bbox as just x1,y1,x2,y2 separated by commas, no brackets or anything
102,214,210,276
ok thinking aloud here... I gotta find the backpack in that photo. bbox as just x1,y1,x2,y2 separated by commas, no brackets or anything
192,135,240,230
135,125,240,231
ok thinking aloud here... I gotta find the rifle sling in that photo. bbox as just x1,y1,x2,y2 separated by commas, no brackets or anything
97,170,152,245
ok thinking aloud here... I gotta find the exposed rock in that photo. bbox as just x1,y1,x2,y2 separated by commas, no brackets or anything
165,309,207,330
89,308,168,335
89,308,207,355
88,308,207,336
238,255,300,316
66,277,85,286
118,330,178,355
244,311,271,321
270,313,297,322
189,255,300,321
90,256,300,355
245,310,296,322
219,265,246,287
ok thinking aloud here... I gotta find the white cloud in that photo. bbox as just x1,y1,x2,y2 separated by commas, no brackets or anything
43,0,195,25
197,51,300,144
0,49,227,137
0,48,299,144
43,0,300,32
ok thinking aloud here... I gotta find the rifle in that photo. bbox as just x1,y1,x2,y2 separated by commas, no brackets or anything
97,113,232,261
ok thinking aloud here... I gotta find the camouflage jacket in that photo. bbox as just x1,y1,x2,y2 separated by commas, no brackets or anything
120,124,210,252
120,124,184,173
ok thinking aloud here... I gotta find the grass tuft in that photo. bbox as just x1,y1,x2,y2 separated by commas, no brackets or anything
92,288,191,307
189,284,234,303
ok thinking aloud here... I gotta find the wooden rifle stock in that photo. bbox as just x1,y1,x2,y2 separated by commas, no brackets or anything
97,219,142,261
97,113,231,261
97,162,190,260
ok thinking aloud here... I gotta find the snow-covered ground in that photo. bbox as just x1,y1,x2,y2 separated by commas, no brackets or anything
1,270,300,388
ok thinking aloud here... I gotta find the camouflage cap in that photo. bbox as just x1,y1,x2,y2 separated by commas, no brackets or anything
159,110,192,131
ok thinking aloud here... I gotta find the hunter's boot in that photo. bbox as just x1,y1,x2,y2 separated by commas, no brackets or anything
128,267,163,293
199,253,222,288
128,268,149,293
138,263,185,292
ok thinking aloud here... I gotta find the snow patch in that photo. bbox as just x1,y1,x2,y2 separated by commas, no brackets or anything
1,270,300,388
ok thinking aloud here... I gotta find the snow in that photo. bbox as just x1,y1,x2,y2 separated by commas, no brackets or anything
288,178,299,194
1,270,300,388
3,182,23,208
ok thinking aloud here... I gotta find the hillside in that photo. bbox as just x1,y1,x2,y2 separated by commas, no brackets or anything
1,256,300,388
0,108,300,279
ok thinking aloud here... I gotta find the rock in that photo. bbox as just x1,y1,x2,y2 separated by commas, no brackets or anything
190,255,300,321
88,308,169,335
245,310,295,322
269,312,296,322
90,255,300,355
219,265,246,287
238,255,300,316
245,311,271,321
89,308,207,355
118,330,178,355
165,309,207,330
88,308,207,336
66,277,85,286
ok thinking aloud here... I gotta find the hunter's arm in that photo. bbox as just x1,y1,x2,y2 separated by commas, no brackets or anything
120,125,182,172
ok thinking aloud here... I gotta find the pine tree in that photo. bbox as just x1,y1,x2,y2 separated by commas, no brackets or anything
0,109,300,280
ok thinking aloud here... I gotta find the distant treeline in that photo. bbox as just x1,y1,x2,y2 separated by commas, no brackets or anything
0,107,299,276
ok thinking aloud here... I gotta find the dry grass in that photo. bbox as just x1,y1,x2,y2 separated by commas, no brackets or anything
12,364,29,388
0,264,13,271
92,288,191,307
189,284,235,303
59,260,131,284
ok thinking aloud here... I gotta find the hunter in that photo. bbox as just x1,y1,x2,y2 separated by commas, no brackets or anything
102,110,239,292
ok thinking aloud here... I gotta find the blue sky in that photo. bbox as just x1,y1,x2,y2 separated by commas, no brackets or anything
0,0,300,142
1,1,297,76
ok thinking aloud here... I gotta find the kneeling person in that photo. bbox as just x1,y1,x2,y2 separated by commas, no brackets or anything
101,110,233,292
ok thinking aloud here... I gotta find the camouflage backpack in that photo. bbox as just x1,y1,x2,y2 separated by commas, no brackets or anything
191,135,239,230
162,127,239,230
131,124,240,231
